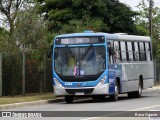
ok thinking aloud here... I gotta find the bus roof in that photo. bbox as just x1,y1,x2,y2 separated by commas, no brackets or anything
55,32,151,42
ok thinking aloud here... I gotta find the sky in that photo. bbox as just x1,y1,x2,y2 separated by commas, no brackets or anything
119,0,160,11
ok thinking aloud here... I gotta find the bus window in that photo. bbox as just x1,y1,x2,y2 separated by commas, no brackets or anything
127,42,133,61
113,41,121,63
145,42,151,61
134,42,139,61
139,42,146,61
120,41,127,62
107,40,114,64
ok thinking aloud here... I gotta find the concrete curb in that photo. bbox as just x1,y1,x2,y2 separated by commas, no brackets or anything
0,98,64,109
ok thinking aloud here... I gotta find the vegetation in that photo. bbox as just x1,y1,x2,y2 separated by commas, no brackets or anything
135,1,160,58
36,0,139,35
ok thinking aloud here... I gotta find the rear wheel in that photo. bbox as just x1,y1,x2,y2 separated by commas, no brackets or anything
110,81,119,101
128,81,142,98
134,81,142,98
65,96,74,103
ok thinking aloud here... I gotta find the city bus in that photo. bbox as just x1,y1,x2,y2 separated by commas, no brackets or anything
50,31,154,103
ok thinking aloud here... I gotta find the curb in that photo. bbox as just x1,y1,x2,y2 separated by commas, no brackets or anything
0,98,64,109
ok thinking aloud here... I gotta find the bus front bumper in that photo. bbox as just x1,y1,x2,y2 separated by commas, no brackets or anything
54,83,109,96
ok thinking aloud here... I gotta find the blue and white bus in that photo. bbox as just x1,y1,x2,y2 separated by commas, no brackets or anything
51,31,154,103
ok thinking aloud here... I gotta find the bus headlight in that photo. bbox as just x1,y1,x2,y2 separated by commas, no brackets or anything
97,76,107,87
54,78,62,87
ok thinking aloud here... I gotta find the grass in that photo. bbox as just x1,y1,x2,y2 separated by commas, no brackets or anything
0,93,55,105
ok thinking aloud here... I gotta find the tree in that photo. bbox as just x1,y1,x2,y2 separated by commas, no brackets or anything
13,7,48,52
36,0,139,34
0,1,48,52
0,27,8,52
135,1,160,58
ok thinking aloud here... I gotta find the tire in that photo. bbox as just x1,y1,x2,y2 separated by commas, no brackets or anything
127,81,142,98
134,81,142,98
110,81,119,101
65,96,74,103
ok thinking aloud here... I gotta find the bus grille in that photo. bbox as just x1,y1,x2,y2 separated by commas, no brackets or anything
65,88,94,94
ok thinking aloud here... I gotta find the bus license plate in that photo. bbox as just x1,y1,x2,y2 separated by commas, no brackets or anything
75,92,84,95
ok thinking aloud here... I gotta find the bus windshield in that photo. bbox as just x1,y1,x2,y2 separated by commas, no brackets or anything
54,46,105,77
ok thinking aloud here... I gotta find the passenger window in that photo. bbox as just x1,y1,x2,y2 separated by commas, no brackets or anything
107,40,114,64
120,42,127,62
134,42,139,61
127,42,133,61
139,42,146,61
113,41,121,63
145,43,151,61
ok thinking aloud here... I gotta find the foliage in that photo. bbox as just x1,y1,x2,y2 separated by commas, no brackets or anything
0,0,49,52
13,7,48,53
135,1,160,58
36,0,139,34
0,27,8,52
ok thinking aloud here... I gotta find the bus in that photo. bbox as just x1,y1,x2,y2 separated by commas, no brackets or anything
50,31,154,103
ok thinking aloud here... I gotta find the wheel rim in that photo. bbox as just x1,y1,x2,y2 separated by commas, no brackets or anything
115,84,118,99
139,84,142,95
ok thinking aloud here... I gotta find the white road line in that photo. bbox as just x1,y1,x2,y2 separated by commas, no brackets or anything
129,104,160,111
80,104,160,120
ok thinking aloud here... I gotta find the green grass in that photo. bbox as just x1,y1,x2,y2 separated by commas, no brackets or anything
0,93,55,105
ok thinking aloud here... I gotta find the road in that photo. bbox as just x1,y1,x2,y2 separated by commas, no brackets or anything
0,88,160,120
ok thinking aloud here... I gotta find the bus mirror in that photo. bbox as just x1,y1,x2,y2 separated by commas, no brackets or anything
47,45,53,58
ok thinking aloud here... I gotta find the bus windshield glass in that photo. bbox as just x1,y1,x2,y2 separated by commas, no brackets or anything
54,46,105,77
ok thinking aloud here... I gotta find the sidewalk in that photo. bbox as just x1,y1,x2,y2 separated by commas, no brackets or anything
0,98,64,109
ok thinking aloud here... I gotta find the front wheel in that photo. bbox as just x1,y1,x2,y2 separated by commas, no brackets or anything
65,96,74,103
110,81,119,101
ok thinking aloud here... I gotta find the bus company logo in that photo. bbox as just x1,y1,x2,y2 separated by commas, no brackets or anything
2,112,11,117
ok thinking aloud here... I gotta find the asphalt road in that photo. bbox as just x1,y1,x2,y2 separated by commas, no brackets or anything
0,88,160,120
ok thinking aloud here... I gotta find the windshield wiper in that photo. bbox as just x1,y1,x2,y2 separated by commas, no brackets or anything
66,45,75,58
81,45,93,60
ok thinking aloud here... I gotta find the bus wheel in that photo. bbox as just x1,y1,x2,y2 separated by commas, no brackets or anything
110,81,118,101
134,81,142,98
128,81,142,98
65,96,74,103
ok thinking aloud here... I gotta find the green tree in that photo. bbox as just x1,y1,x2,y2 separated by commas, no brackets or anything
13,7,48,53
0,0,48,52
135,2,160,58
0,27,8,52
36,0,138,34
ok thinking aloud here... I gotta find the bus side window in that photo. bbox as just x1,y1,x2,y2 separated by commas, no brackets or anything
145,42,151,61
134,42,139,61
127,42,133,61
107,41,114,64
120,41,127,62
139,42,146,61
113,41,121,63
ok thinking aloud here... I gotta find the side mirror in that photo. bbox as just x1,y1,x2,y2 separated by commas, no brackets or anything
47,45,53,58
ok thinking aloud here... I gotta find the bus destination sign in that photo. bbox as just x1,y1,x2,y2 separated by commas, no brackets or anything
55,36,104,45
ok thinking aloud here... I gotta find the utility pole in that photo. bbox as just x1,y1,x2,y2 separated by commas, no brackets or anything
149,0,154,40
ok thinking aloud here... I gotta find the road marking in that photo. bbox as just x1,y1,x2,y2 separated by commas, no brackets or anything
80,104,160,120
129,104,160,111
